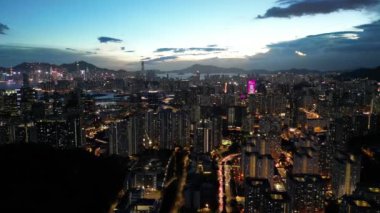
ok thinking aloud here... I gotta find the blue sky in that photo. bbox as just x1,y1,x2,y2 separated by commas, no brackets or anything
1,0,380,71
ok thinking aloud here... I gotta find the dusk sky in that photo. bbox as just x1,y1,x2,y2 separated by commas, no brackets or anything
1,0,380,71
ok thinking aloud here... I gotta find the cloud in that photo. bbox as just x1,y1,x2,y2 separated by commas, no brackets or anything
188,53,212,56
120,47,125,50
276,0,301,5
154,48,173,52
125,50,135,53
154,48,185,53
325,20,380,52
188,47,227,52
65,48,98,55
246,19,380,70
98,36,123,43
0,23,9,34
132,56,248,71
145,56,178,63
1,20,379,71
154,47,227,53
65,48,97,55
257,0,380,18
295,50,307,56
139,20,379,70
207,44,218,47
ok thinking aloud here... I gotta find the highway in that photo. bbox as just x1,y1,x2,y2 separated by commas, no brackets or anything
218,153,240,213
171,154,189,212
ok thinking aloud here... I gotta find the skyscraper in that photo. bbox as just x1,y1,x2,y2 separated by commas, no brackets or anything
244,177,270,213
332,151,361,198
247,80,256,95
263,192,291,213
287,174,326,212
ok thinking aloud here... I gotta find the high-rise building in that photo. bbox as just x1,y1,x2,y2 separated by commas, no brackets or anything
252,134,270,156
332,151,361,198
210,116,222,148
248,93,288,115
65,114,83,147
330,116,354,152
108,122,120,155
195,119,212,153
227,106,246,128
144,109,159,145
339,195,380,213
0,90,18,116
127,114,144,155
257,154,274,179
159,108,175,150
35,119,66,147
174,111,191,147
244,177,270,213
35,117,82,148
353,183,380,206
18,73,37,116
263,192,291,213
242,123,274,180
292,147,319,175
287,174,326,212
244,151,259,178
247,80,256,95
318,132,334,177
0,122,10,144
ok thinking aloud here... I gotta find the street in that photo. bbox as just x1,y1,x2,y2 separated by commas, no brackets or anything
218,153,240,213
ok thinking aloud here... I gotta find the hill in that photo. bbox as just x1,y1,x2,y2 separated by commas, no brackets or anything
2,61,380,79
338,66,380,81
275,68,321,74
170,64,247,74
168,64,320,75
60,61,112,73
7,61,115,74
14,62,58,72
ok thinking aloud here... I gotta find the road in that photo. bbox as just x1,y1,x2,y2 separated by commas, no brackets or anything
218,153,240,213
171,153,189,213
224,164,233,212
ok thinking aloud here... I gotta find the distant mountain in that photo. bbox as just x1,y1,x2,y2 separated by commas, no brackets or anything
169,64,248,74
6,61,115,74
14,62,58,72
60,61,111,73
3,60,380,78
338,66,380,81
273,68,321,74
167,64,325,75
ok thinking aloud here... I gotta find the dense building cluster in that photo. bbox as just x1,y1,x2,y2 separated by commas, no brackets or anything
1,62,380,212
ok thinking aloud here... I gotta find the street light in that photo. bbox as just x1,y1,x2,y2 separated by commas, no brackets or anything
197,203,211,212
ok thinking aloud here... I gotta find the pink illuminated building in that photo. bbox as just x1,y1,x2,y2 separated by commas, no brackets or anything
247,80,256,95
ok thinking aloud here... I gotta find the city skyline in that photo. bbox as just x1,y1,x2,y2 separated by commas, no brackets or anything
1,0,380,71
1,2,380,212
